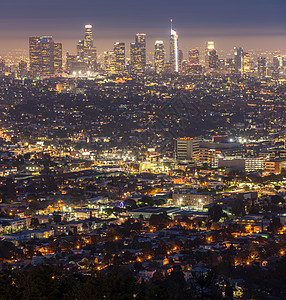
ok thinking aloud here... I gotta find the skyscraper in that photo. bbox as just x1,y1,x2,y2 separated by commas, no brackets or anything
54,42,63,73
242,52,251,75
130,34,146,73
29,37,41,76
154,40,165,74
83,25,97,71
104,51,116,75
188,49,199,64
234,47,243,75
39,36,54,75
29,36,62,76
205,41,215,68
114,42,125,73
84,24,93,48
18,60,27,78
257,57,266,79
208,50,218,69
170,19,179,72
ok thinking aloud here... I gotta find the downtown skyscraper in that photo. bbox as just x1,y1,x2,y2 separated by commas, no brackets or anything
114,42,125,73
169,20,179,72
130,33,146,73
154,41,165,74
29,36,62,76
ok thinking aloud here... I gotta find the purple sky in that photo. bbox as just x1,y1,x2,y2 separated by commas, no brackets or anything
0,0,286,55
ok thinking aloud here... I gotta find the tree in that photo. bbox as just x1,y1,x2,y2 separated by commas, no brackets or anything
230,199,246,217
208,204,224,222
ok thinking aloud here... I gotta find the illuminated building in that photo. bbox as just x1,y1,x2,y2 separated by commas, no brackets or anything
175,138,199,161
66,53,78,73
170,19,179,72
273,56,283,70
130,33,146,73
257,57,266,79
54,42,63,73
84,24,93,48
39,36,54,75
208,49,218,69
82,25,97,71
29,37,41,76
114,42,125,73
154,40,165,74
29,36,62,76
76,40,85,60
205,41,214,68
104,51,116,75
188,49,199,64
18,60,27,78
234,47,243,75
242,52,251,75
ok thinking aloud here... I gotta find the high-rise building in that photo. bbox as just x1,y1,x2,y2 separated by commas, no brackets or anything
114,42,125,73
84,24,93,48
76,40,85,60
242,52,251,75
18,60,27,78
205,41,215,68
208,50,218,69
154,41,165,74
188,49,199,64
135,33,146,69
83,25,97,71
29,36,62,76
170,20,179,72
54,42,63,73
234,47,243,75
130,34,146,73
176,138,199,161
258,57,266,79
273,56,283,70
39,36,54,75
104,51,116,75
29,37,41,76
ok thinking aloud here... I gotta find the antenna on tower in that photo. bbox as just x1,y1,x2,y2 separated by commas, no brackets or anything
170,19,173,31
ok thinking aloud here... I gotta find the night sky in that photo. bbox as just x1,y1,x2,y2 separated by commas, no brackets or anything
1,0,286,55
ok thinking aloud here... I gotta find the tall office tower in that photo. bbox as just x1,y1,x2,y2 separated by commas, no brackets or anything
135,33,146,71
257,57,266,79
242,52,251,75
29,37,41,76
130,42,140,73
208,49,218,69
170,19,179,72
54,42,62,73
40,36,54,75
18,60,27,78
114,42,125,73
205,41,214,68
154,40,165,74
234,47,243,75
66,53,78,73
273,56,283,70
130,34,146,73
84,24,93,48
176,138,199,161
188,49,199,64
104,51,116,74
83,25,97,71
76,40,85,60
